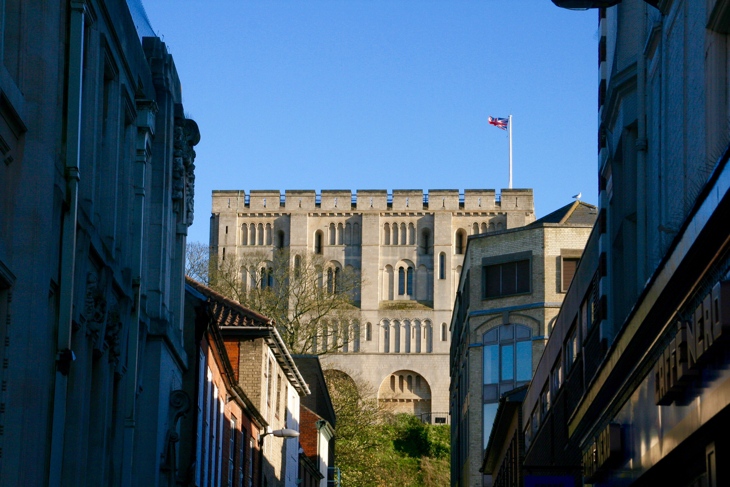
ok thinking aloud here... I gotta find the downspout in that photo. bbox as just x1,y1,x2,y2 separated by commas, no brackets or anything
636,6,647,290
121,100,156,487
49,1,86,485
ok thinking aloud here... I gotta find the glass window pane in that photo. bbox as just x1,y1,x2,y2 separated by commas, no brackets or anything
502,262,517,295
516,341,532,381
501,324,513,341
501,344,514,381
516,259,530,293
483,384,499,402
483,403,499,450
484,266,500,297
515,324,531,339
483,345,499,384
483,328,498,344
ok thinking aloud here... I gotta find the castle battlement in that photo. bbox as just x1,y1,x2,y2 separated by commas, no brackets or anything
212,188,534,213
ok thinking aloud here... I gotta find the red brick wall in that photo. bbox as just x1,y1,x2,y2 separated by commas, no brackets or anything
299,406,321,460
223,339,240,380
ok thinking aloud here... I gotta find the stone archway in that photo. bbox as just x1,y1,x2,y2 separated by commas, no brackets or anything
378,370,432,418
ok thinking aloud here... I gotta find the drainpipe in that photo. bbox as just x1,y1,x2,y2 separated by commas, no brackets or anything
636,6,647,290
49,1,86,485
120,100,156,487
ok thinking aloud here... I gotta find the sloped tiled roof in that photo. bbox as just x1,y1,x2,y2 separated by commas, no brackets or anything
531,200,597,226
185,276,272,328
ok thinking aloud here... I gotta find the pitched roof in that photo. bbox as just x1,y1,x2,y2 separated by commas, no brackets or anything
531,200,597,226
185,276,272,327
185,276,310,395
292,355,336,427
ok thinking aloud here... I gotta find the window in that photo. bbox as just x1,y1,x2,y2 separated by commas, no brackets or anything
441,323,447,341
482,324,532,448
565,323,578,375
276,230,285,248
398,268,405,295
439,253,446,280
421,228,431,254
228,418,237,487
366,322,372,341
314,231,323,254
483,259,530,298
550,355,563,401
406,268,413,295
455,229,466,254
561,256,580,292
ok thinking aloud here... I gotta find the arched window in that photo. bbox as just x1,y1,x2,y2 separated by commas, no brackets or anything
481,222,488,233
400,223,407,245
392,223,399,245
342,322,350,352
384,223,390,245
353,322,360,352
393,321,401,353
327,268,334,293
408,223,415,245
250,224,257,246
425,321,433,353
404,321,411,353
414,321,421,353
265,223,272,245
294,254,301,278
337,223,344,245
439,253,446,280
257,223,264,245
345,223,352,245
366,322,372,341
398,268,406,295
241,224,248,245
329,223,336,245
406,267,413,295
420,228,430,255
455,229,466,254
441,323,448,341
314,230,323,254
473,222,479,235
383,322,390,353
482,324,533,449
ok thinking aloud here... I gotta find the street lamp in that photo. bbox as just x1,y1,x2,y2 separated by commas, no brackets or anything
258,426,300,486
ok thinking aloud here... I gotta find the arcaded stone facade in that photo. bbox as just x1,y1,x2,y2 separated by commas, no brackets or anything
211,188,535,418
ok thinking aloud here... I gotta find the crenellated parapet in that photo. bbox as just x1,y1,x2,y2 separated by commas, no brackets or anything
212,188,534,213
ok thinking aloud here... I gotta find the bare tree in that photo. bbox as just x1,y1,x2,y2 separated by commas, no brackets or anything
186,242,360,354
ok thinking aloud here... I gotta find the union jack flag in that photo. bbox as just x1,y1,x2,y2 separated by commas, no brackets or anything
488,116,509,130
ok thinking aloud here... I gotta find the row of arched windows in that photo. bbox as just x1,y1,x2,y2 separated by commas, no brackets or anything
311,321,361,354
328,222,361,246
383,224,431,254
454,221,505,254
382,263,431,301
241,223,285,248
381,319,434,353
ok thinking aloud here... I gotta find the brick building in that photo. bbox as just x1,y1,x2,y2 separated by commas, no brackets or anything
450,200,596,487
211,188,536,420
293,355,337,487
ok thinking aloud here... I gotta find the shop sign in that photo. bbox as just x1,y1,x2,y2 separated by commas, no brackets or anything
582,423,621,483
654,281,730,406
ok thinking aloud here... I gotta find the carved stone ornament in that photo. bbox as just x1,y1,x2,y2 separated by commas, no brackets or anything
104,306,122,365
172,116,200,227
161,389,191,485
83,272,107,344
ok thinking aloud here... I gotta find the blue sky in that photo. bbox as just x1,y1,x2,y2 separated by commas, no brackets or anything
142,1,598,245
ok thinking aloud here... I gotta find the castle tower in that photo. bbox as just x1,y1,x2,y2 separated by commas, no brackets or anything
211,188,535,419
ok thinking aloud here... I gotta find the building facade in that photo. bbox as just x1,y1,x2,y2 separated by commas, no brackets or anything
450,201,596,487
510,1,730,487
0,1,199,485
211,188,536,418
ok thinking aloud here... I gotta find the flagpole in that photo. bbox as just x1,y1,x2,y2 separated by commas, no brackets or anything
508,114,513,189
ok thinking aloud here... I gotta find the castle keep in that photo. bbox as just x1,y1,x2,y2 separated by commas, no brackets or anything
211,188,535,417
